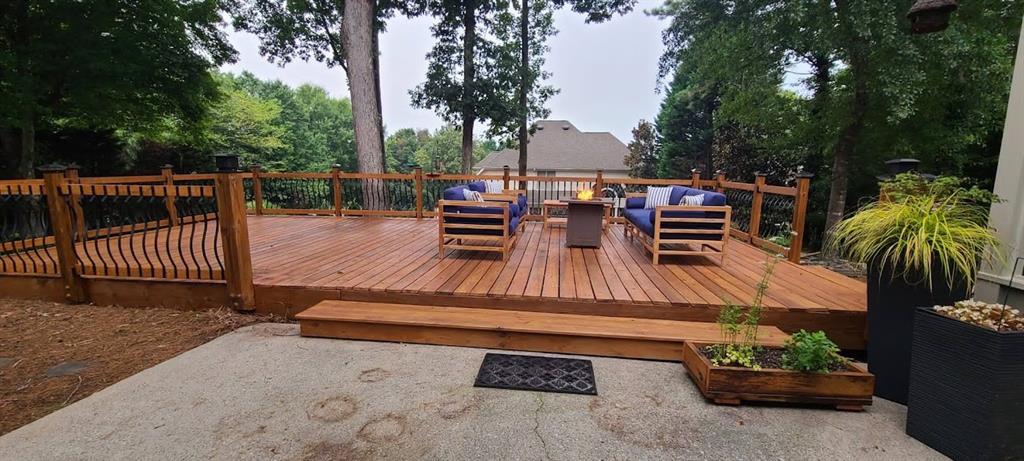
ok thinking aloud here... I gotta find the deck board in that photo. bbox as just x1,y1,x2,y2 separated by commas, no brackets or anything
245,216,865,312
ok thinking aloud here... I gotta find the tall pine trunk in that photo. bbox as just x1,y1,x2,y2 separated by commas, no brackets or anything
517,0,529,181
460,1,477,174
342,0,386,208
827,0,869,232
18,113,34,178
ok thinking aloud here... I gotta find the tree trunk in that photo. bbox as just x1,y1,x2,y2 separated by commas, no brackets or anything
517,0,529,183
460,0,477,174
807,53,832,175
372,20,387,172
342,0,386,208
0,128,20,179
18,113,35,178
827,0,869,232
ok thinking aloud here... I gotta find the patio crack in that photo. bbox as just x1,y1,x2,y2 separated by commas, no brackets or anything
532,393,553,461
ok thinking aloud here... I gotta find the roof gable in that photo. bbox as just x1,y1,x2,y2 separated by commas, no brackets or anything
476,120,629,171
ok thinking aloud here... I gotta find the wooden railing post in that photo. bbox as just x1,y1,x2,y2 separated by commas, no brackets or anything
161,164,179,226
250,164,264,215
39,165,86,303
749,172,767,241
331,164,343,217
595,169,604,193
789,172,813,264
715,170,726,193
414,166,424,219
691,168,702,189
214,167,255,311
64,164,86,241
502,165,511,190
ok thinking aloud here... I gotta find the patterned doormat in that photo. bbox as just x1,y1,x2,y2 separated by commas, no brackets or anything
473,353,597,395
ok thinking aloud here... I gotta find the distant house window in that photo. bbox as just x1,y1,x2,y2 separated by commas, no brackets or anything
537,170,556,177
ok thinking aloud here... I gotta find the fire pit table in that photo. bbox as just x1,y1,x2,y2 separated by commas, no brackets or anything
564,199,613,248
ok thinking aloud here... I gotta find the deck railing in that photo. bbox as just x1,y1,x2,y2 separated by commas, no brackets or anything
0,163,809,308
241,165,811,262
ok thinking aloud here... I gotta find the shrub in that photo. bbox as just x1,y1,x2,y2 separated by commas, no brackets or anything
826,187,1002,289
781,330,846,373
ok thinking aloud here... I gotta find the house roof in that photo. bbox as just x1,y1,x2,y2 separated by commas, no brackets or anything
475,120,629,171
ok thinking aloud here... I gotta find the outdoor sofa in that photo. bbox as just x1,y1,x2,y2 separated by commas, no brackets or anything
623,185,732,264
437,181,527,261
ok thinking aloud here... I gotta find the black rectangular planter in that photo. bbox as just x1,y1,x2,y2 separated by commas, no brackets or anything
867,262,967,404
907,307,1024,460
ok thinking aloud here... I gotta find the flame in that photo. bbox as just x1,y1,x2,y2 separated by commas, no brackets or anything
576,188,594,200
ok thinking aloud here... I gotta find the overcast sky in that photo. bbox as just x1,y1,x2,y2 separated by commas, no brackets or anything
221,1,668,142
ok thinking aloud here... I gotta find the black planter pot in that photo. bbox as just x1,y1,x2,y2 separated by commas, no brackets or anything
907,308,1024,460
866,260,968,404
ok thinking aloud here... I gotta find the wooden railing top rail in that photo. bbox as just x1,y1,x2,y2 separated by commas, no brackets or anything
77,175,165,184
60,183,216,197
0,182,47,195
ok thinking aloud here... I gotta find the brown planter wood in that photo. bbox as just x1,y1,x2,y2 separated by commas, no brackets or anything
681,342,875,411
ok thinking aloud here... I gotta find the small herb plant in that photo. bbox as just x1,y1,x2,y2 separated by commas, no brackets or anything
708,254,780,369
781,330,847,373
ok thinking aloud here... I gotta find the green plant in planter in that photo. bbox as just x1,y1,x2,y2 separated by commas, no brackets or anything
709,254,780,369
781,330,847,373
827,184,1003,289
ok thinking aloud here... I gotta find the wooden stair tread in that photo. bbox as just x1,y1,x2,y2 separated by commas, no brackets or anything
296,300,789,346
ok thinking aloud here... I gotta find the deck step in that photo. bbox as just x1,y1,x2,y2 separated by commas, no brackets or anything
295,301,790,361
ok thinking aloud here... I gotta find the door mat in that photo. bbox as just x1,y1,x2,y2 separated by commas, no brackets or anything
473,353,597,395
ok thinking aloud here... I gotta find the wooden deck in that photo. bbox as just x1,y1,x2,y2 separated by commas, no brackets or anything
248,216,867,348
0,215,868,348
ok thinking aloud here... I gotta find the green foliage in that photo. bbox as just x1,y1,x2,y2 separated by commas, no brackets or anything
827,185,1004,289
880,173,1000,211
409,126,491,174
0,0,235,177
205,75,288,168
625,120,658,178
649,0,1023,247
654,64,716,178
709,254,781,369
781,330,847,374
386,128,431,172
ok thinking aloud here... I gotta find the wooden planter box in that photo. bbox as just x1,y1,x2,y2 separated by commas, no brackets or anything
681,342,875,411
906,308,1024,460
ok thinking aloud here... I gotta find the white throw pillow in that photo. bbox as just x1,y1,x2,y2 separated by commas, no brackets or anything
644,186,672,209
679,194,705,206
462,189,484,202
484,180,504,193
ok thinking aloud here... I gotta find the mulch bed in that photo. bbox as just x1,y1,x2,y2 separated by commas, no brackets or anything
0,298,276,435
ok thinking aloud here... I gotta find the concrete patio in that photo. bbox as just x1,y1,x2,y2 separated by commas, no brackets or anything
0,323,944,460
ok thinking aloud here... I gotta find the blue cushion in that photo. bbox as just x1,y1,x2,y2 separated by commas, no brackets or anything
467,181,486,193
517,194,527,212
624,208,654,236
443,185,470,201
625,197,646,209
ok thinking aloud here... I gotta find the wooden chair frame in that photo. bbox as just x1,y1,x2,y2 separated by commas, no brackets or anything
438,200,519,261
624,202,732,265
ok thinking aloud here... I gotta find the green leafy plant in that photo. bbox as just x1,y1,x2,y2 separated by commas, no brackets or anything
708,254,780,369
781,330,847,373
880,173,1000,213
826,185,1003,289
